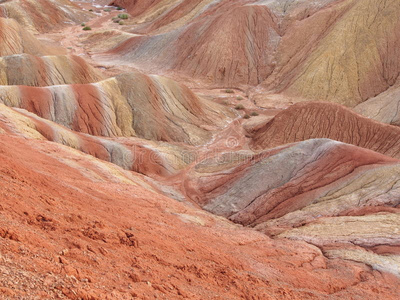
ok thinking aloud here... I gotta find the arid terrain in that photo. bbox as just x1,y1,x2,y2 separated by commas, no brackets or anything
0,0,399,299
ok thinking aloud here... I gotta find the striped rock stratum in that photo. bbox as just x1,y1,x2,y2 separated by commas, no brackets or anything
0,0,400,299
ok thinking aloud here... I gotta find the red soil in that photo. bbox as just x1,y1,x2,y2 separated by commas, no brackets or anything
0,1,399,299
107,2,279,86
109,0,158,17
20,86,53,119
1,132,400,299
71,84,106,136
251,102,400,158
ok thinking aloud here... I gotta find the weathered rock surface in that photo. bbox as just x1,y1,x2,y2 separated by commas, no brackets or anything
262,0,400,106
0,0,90,33
0,71,234,145
185,139,399,225
355,82,400,126
0,17,51,56
280,213,400,277
109,0,158,17
251,102,400,159
0,103,192,177
184,138,400,277
1,127,400,299
108,0,400,107
103,1,280,86
0,0,399,298
280,213,400,250
0,54,103,86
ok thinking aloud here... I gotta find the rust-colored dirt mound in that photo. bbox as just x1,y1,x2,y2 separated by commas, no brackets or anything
108,0,400,107
1,130,400,299
0,17,51,56
0,0,90,33
0,71,234,145
104,1,280,86
0,54,103,86
251,102,400,158
184,138,400,276
0,103,193,177
262,0,400,106
109,0,158,17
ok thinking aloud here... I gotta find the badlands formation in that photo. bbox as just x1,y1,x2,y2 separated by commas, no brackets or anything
0,0,400,299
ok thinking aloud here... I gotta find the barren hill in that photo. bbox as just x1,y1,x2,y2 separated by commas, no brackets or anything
105,0,400,108
0,71,234,145
0,0,400,299
1,116,400,299
0,0,90,33
105,2,279,86
251,102,400,158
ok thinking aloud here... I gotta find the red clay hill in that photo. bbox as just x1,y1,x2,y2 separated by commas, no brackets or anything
0,0,399,299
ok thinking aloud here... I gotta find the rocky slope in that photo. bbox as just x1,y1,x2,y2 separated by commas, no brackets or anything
0,54,102,86
0,0,400,299
102,0,280,86
0,103,194,177
109,0,158,17
105,0,400,108
1,122,400,300
183,138,400,277
251,102,400,158
354,82,400,126
0,17,54,56
262,0,400,106
0,0,90,33
186,139,399,223
0,71,234,144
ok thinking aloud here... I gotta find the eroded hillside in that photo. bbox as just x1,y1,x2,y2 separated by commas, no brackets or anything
0,0,400,299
